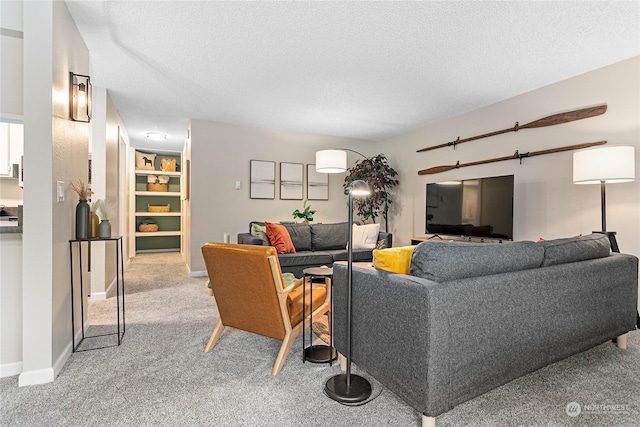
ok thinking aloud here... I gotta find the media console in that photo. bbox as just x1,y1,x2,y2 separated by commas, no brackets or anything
411,234,507,245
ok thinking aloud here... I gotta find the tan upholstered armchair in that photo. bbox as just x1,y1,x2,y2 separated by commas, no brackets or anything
201,243,330,376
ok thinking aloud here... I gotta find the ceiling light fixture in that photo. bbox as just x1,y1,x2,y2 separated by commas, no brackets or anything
146,132,167,141
69,72,92,122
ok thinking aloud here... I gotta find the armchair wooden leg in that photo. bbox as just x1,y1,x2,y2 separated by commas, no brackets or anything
204,320,225,352
422,415,435,427
338,352,347,372
616,333,628,350
272,331,295,376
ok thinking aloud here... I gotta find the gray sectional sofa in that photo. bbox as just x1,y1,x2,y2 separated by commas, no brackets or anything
331,233,638,425
238,221,392,277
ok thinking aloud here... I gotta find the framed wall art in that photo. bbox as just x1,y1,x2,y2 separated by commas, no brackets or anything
280,162,303,200
250,160,276,199
307,164,329,200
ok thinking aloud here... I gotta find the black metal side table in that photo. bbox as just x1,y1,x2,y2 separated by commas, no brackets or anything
302,267,336,364
69,236,125,352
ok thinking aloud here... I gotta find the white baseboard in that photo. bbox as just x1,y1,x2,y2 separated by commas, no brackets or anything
18,367,54,386
190,270,207,277
90,291,107,300
53,336,73,380
0,361,23,378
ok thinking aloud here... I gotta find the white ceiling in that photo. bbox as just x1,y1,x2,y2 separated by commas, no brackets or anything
64,1,640,153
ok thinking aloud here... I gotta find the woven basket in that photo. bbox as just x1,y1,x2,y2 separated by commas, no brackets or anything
138,223,159,232
160,158,177,172
148,204,170,213
147,183,168,192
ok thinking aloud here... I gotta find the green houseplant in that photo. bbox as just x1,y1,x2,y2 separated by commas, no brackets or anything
292,199,316,223
344,153,399,230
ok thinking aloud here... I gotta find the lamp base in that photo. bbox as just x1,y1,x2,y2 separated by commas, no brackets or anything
325,373,372,404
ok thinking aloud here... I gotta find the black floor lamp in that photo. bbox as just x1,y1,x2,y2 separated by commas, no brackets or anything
324,179,372,403
573,145,635,252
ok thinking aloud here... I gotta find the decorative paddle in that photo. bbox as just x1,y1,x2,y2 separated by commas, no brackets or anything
417,141,607,175
416,104,607,153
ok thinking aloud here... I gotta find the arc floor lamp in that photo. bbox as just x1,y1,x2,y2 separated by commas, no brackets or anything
316,149,373,403
573,145,635,252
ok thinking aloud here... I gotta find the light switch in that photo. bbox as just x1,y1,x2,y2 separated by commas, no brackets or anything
57,181,65,202
234,181,241,190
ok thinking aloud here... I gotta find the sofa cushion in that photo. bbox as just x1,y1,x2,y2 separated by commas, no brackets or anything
329,249,373,263
283,223,312,252
539,233,610,267
310,222,349,250
286,283,327,326
410,240,544,282
351,223,380,249
265,222,296,254
373,246,416,275
278,251,334,267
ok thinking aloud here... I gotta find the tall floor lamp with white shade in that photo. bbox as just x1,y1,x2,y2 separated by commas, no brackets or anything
315,149,373,403
573,145,636,252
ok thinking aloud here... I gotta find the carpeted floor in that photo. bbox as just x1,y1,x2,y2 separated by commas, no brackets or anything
1,252,638,426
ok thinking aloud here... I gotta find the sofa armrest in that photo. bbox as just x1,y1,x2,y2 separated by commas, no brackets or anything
237,233,262,245
377,231,392,248
331,263,448,416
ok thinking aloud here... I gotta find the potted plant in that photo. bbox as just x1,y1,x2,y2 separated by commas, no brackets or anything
292,199,316,223
343,153,399,231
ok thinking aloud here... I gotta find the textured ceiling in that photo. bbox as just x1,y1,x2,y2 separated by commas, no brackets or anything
64,1,640,153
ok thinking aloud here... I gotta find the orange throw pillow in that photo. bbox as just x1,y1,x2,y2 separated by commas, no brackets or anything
265,222,296,254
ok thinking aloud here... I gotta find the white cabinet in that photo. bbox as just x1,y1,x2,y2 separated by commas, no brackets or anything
0,122,23,178
130,153,182,253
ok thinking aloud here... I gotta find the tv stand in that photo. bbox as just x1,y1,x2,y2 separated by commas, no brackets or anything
411,234,507,245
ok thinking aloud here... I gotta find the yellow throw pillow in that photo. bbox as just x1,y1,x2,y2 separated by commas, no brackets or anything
372,246,416,275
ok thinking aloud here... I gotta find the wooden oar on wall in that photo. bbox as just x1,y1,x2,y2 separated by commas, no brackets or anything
417,141,607,175
416,104,607,153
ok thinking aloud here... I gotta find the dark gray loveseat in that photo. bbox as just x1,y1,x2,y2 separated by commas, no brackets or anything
331,233,638,425
238,221,392,277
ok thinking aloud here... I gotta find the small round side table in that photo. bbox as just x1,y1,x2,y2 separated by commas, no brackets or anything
302,267,336,364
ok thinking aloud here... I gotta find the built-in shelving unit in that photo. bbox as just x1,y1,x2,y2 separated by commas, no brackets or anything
130,152,183,253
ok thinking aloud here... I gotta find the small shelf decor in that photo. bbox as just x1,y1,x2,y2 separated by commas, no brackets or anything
138,218,159,232
148,204,170,213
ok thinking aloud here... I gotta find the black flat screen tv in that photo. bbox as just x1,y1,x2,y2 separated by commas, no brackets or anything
425,174,514,240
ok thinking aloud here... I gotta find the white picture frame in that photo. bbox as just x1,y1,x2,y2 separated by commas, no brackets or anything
250,160,276,199
307,164,329,200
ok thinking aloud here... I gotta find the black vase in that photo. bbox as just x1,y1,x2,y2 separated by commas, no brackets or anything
76,199,90,239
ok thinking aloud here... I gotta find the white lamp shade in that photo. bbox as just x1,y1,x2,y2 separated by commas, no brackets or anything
573,146,635,184
316,150,347,173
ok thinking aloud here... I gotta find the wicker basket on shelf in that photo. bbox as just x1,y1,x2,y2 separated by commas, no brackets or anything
138,223,159,232
147,183,168,192
138,217,159,232
148,204,170,213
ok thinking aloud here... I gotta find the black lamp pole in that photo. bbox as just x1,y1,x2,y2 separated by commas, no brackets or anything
325,180,372,403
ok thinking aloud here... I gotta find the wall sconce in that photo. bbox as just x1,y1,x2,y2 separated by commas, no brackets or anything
69,72,92,122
